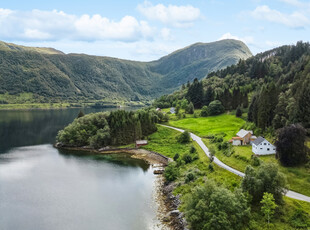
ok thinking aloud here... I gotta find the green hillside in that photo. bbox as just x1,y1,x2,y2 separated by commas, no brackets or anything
0,39,252,104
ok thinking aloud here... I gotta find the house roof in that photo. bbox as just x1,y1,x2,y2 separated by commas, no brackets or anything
232,137,243,140
236,129,253,138
252,136,266,146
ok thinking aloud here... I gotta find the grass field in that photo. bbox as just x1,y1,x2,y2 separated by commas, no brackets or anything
145,125,310,229
169,114,246,140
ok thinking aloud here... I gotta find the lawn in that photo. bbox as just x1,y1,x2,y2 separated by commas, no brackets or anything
169,114,246,140
142,125,192,158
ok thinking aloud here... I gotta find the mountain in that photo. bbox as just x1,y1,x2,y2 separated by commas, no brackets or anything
0,39,252,103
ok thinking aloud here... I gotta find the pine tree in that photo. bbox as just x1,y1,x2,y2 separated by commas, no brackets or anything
203,86,213,106
77,110,85,118
236,106,242,117
186,78,203,108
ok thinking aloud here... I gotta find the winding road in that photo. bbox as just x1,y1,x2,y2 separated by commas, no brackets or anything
160,124,310,203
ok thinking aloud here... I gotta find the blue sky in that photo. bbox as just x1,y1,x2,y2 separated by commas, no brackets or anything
0,0,309,61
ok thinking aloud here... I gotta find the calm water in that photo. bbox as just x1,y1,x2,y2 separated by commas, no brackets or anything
0,108,163,230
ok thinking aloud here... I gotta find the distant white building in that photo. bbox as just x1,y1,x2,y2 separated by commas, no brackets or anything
252,136,276,155
170,107,175,114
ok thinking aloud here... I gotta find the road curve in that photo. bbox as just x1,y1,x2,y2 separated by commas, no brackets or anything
160,124,310,203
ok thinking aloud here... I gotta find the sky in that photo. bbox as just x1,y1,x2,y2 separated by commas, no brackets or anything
0,0,309,61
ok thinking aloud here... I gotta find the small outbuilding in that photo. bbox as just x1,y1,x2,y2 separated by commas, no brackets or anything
252,136,276,155
170,107,175,114
136,140,148,148
230,129,253,145
156,108,161,111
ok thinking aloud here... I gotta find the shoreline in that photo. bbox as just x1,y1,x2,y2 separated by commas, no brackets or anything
55,145,170,166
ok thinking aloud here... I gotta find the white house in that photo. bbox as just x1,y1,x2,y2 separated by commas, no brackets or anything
252,136,276,155
170,107,175,114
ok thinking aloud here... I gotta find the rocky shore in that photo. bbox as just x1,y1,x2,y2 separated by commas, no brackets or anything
160,181,189,230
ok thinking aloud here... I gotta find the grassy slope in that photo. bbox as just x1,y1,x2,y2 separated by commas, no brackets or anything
168,114,310,197
144,125,310,229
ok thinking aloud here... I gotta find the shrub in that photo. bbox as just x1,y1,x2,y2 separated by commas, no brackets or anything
221,142,229,150
207,100,225,116
251,155,261,166
200,106,208,117
177,131,191,143
190,146,197,153
289,209,310,228
173,153,180,161
208,163,214,172
185,172,195,183
183,153,193,164
164,162,179,182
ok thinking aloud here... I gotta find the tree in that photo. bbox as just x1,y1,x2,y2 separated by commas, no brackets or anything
77,110,85,118
207,100,225,116
200,105,208,117
275,124,308,166
260,192,277,226
185,102,194,114
177,131,191,143
248,93,258,123
184,180,250,230
186,78,203,108
203,86,213,106
164,162,179,181
236,106,242,117
241,164,287,204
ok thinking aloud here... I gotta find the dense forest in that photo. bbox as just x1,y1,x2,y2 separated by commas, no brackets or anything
154,41,310,133
0,39,251,104
56,109,168,147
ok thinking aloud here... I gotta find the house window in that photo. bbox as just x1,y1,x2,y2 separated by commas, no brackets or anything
260,148,263,150
264,143,266,145
273,148,275,150
267,148,270,151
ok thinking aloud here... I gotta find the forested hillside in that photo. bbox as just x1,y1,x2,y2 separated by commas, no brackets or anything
154,41,310,131
0,39,252,104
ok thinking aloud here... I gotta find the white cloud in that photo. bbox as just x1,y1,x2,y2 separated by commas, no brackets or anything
0,8,154,41
218,32,254,45
250,5,310,28
137,1,201,27
160,28,172,40
279,0,310,9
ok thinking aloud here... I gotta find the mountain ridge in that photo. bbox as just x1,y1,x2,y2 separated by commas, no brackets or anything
0,39,252,103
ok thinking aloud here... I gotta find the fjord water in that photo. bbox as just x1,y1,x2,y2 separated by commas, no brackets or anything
0,108,162,230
